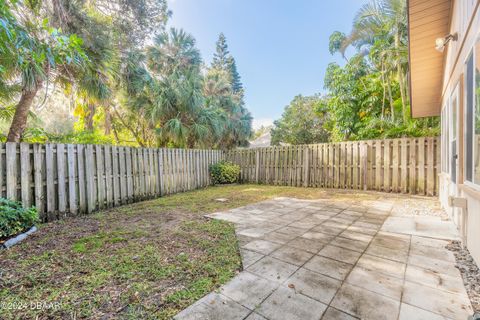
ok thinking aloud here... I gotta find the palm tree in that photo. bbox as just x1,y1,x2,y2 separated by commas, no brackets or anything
76,44,119,131
203,69,231,97
0,1,85,142
147,28,202,77
2,0,171,143
341,0,408,122
203,68,252,148
145,28,223,147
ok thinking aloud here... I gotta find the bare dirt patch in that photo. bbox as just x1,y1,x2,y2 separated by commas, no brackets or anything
1,190,242,319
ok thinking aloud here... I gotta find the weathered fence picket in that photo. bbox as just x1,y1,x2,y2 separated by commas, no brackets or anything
0,143,223,221
225,137,440,196
1,137,438,222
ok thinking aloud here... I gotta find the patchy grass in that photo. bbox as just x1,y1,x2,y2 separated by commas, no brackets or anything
0,184,393,319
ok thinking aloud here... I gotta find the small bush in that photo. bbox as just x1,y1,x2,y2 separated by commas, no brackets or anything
209,161,240,184
0,198,39,239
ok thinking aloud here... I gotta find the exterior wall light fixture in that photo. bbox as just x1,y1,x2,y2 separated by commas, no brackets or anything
435,33,458,52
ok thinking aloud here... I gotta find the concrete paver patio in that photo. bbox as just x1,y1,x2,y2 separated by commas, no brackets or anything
174,194,473,320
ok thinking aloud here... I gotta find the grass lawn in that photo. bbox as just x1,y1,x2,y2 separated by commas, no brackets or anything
0,184,382,319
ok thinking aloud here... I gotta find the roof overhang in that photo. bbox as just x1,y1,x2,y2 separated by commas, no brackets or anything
408,0,452,118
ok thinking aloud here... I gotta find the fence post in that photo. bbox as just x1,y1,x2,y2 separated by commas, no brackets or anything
360,142,368,190
426,137,435,196
303,146,310,187
20,143,30,207
33,144,44,217
6,142,17,201
255,149,260,183
85,144,96,213
67,144,77,215
409,138,417,194
45,144,55,217
0,139,441,221
401,138,408,193
57,144,66,214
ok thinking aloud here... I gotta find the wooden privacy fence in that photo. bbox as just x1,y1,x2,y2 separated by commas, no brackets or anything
225,137,440,196
0,143,223,221
0,137,440,222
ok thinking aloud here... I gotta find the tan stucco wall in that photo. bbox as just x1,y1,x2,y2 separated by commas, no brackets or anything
441,0,479,98
462,187,480,263
439,175,480,264
439,0,480,265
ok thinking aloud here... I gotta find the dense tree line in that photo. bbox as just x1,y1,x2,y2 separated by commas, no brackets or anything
0,0,252,148
271,95,329,145
272,0,439,145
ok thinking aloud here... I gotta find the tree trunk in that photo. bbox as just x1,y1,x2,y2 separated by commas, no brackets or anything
51,0,70,27
104,107,112,135
7,86,39,142
84,103,95,131
397,65,407,122
395,33,407,123
187,136,196,149
381,62,386,120
112,124,120,144
387,77,395,122
112,106,145,147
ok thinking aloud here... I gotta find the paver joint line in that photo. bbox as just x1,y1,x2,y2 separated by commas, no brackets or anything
175,194,474,320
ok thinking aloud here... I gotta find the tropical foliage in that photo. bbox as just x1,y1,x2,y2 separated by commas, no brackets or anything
0,0,252,148
209,161,240,184
271,95,330,145
0,0,87,142
2,0,439,148
272,0,439,144
0,198,39,239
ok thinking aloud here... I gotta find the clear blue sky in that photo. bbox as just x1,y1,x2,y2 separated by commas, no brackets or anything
167,0,367,129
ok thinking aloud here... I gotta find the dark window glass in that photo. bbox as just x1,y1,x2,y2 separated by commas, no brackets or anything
442,107,448,172
466,52,474,182
474,39,480,185
451,140,457,182
451,94,458,183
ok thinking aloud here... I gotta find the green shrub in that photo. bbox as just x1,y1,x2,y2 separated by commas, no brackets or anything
0,198,39,239
209,161,240,184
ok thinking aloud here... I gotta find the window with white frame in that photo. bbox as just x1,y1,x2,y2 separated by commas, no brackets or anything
442,103,449,173
465,36,480,187
450,89,458,183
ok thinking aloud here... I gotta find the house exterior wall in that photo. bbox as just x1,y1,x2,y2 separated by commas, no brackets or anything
439,0,480,264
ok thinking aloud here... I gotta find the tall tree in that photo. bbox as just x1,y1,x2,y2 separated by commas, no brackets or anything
212,33,230,70
203,67,251,148
144,28,225,147
227,56,243,94
340,0,408,121
49,0,170,134
322,55,373,141
271,95,330,145
1,0,86,142
322,0,439,141
212,34,244,94
1,1,253,148
208,33,251,148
